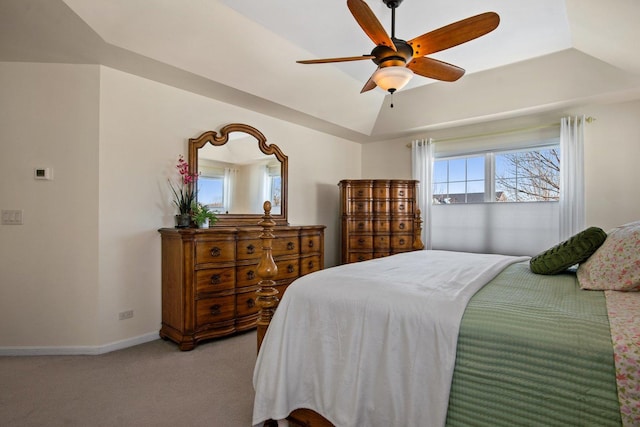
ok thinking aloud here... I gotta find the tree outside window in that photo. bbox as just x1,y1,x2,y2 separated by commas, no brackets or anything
433,145,559,204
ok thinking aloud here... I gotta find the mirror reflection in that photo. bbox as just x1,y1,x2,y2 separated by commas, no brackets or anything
188,123,288,225
197,136,282,215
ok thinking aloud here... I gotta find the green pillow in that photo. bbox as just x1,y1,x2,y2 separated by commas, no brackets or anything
530,226,607,275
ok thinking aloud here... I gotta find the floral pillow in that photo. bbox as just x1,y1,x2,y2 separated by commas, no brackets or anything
577,221,640,291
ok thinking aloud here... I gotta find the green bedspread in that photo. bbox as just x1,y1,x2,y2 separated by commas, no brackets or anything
446,262,621,426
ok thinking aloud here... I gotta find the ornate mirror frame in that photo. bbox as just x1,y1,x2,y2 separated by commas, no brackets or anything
188,123,289,226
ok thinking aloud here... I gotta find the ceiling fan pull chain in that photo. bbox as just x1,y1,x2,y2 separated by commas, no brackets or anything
390,91,394,108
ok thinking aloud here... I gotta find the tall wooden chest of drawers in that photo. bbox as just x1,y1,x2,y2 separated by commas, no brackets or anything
339,179,422,264
159,225,324,350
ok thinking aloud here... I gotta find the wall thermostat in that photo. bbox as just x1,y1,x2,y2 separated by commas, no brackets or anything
34,168,53,180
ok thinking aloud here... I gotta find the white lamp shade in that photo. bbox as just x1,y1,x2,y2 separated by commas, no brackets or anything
372,66,414,92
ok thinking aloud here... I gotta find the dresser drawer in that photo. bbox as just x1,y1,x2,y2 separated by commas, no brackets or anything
195,239,235,265
391,200,414,215
195,267,235,294
196,295,235,326
347,199,372,215
236,290,259,318
346,218,372,233
348,252,373,263
275,258,299,280
373,219,390,233
373,199,390,213
349,235,373,250
237,238,261,261
272,232,299,256
391,218,414,233
236,263,260,288
374,235,390,250
391,234,413,250
391,185,414,199
300,234,321,254
300,255,322,276
372,184,390,199
348,186,372,199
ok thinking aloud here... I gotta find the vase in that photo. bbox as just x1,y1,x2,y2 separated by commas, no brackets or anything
197,218,209,229
175,214,191,228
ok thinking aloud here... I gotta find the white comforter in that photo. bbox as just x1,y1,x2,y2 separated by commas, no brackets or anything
252,250,528,427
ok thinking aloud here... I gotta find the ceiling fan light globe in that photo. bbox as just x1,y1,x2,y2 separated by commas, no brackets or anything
372,66,413,93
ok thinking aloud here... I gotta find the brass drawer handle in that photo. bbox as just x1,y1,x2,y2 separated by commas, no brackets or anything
210,247,221,257
357,222,365,230
357,203,364,210
357,256,366,262
307,240,314,248
399,190,405,196
399,238,406,245
307,261,314,269
287,242,295,250
287,264,295,273
210,304,221,316
399,222,405,230
398,204,405,211
357,190,364,196
246,244,255,255
358,238,365,245
247,298,255,308
210,274,221,285
247,270,255,280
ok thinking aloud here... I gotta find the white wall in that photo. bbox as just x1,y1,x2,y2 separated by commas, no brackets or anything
363,100,640,241
0,62,361,352
0,62,101,348
581,100,640,230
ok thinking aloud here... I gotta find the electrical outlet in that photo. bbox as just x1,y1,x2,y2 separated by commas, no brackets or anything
118,310,134,320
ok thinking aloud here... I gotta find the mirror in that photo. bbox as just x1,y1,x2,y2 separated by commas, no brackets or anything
188,123,288,225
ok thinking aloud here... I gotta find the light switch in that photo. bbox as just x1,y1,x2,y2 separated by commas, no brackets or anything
1,210,23,225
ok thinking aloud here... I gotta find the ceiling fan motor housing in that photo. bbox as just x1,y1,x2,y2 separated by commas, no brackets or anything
372,38,413,68
382,0,403,9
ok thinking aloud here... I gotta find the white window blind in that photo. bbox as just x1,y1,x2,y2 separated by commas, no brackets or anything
430,124,561,256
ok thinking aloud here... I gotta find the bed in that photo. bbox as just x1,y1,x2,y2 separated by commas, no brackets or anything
252,216,640,427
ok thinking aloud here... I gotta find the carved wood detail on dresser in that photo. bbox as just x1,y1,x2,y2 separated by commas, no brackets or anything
159,225,325,350
339,179,423,264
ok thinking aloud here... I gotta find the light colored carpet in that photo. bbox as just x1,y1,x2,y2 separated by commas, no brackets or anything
0,331,257,427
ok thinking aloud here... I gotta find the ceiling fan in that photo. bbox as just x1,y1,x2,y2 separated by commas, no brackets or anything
297,0,500,95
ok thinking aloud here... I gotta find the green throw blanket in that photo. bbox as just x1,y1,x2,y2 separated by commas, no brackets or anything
446,262,621,426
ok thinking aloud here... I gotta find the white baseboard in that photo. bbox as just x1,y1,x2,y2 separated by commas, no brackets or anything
0,332,160,356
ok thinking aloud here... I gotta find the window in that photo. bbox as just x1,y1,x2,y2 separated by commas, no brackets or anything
433,144,559,204
270,175,282,209
198,175,225,209
495,147,559,202
433,156,484,203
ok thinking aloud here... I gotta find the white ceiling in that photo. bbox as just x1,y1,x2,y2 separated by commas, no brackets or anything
2,0,640,142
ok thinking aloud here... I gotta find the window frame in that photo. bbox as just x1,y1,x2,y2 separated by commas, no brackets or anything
433,139,560,205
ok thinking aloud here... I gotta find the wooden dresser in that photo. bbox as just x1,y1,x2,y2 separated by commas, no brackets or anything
339,179,423,264
159,225,325,350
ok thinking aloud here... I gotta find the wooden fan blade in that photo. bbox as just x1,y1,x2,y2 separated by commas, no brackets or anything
408,12,500,57
407,57,465,82
347,0,396,51
360,73,377,93
297,55,375,64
